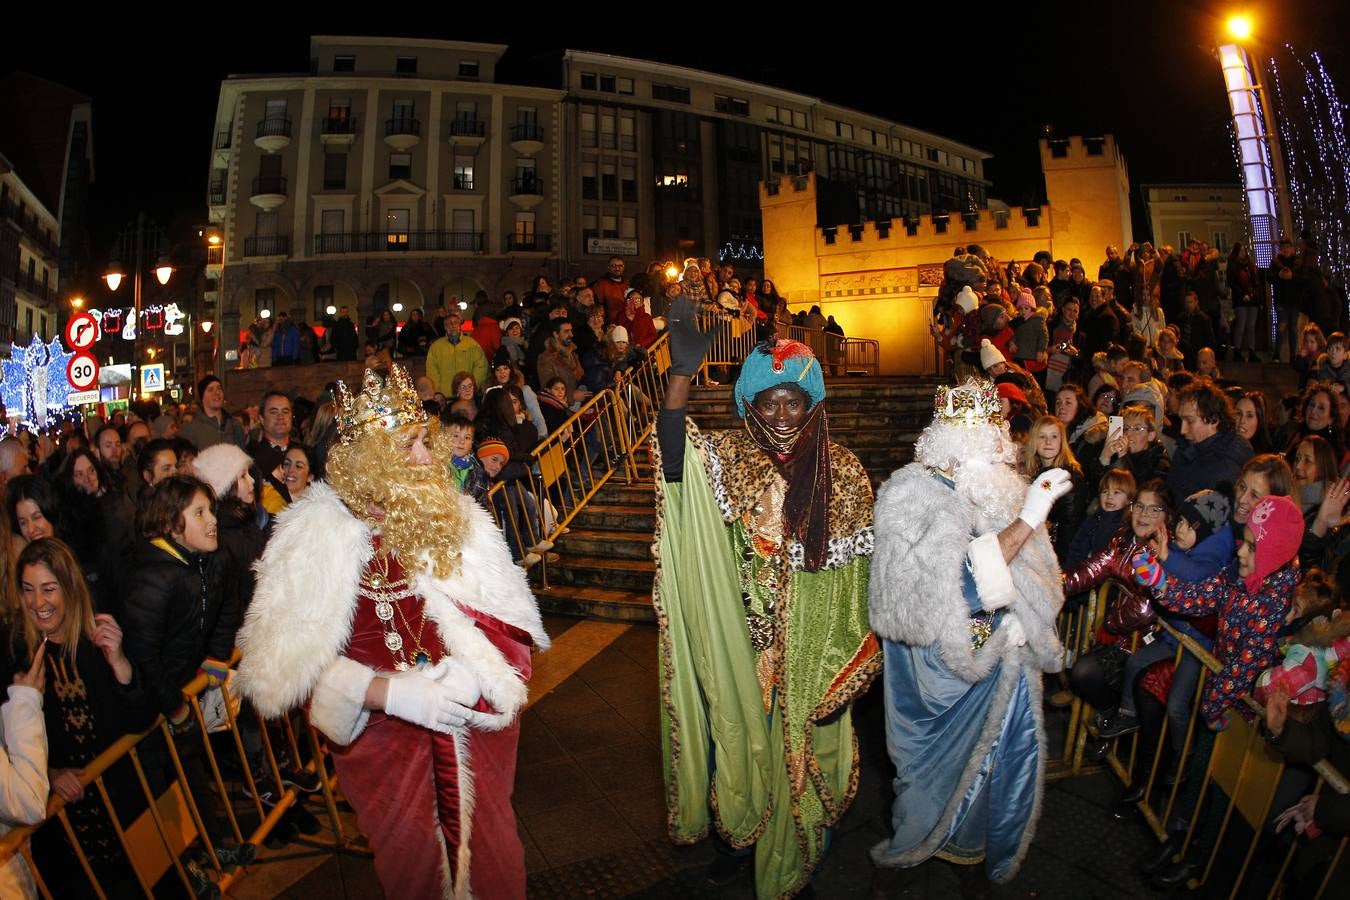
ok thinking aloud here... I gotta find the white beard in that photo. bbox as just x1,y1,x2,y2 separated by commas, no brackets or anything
915,422,1026,527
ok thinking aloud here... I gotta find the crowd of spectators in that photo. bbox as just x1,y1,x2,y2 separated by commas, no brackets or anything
934,239,1350,890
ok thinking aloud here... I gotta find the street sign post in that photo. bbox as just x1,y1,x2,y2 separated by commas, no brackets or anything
64,312,98,351
67,352,99,392
140,363,165,394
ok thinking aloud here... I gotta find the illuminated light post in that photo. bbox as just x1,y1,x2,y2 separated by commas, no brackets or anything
104,212,174,400
1217,15,1294,268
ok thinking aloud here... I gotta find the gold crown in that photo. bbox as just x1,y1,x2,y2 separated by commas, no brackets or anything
336,365,428,444
933,379,1004,428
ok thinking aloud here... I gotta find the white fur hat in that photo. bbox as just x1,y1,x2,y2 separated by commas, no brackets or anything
955,285,979,314
610,325,630,344
979,338,1006,370
193,444,252,499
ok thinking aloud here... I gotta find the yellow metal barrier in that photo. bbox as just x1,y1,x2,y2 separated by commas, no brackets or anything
1059,603,1348,898
700,309,757,372
842,337,880,375
0,651,347,898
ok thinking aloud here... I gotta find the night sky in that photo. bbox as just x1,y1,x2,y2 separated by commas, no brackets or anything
5,2,1347,260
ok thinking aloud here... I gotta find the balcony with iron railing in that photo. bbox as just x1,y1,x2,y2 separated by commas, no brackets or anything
320,116,358,146
313,231,484,254
509,175,545,209
448,118,487,147
384,116,421,149
504,232,552,253
254,116,292,151
510,122,545,154
250,176,288,211
244,235,290,257
17,274,53,304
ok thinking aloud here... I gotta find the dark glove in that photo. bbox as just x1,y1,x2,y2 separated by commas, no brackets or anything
667,295,712,377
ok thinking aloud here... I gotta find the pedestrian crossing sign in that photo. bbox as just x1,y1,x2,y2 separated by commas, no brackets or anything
140,363,166,393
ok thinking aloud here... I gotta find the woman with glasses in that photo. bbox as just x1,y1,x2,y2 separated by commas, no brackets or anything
1089,405,1171,493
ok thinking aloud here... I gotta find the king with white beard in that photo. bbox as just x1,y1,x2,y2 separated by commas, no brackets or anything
868,380,1070,899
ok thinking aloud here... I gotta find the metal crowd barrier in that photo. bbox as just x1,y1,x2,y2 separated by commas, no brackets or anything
0,650,348,898
700,309,757,372
1055,584,1348,898
842,337,880,375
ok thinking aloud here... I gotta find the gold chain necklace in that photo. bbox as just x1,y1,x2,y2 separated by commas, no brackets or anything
364,552,433,671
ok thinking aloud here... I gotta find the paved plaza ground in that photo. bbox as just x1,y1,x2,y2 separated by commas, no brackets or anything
233,617,1171,899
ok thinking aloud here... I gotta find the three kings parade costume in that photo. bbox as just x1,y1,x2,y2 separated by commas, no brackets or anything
653,304,879,900
236,365,548,899
869,379,1069,885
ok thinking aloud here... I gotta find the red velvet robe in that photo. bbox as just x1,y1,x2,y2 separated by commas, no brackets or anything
332,545,533,899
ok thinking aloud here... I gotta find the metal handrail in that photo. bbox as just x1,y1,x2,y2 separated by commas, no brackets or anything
449,118,487,138
385,116,420,137
510,123,544,142
255,116,292,139
510,175,544,195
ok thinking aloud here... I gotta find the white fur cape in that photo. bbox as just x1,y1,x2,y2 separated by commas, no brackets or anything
235,482,549,745
868,462,1064,683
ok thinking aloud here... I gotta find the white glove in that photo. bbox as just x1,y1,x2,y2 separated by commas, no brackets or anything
427,657,482,710
1001,617,1027,648
383,662,487,733
1019,467,1074,529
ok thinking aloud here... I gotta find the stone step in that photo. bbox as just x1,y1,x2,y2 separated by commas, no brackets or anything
532,584,654,622
556,527,653,561
571,502,656,532
593,480,656,506
555,554,655,592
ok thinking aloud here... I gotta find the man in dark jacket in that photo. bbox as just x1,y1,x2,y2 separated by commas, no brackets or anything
1167,380,1253,501
330,307,359,361
1082,283,1120,362
1175,289,1218,370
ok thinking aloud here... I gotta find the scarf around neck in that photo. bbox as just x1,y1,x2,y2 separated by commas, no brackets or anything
744,400,833,570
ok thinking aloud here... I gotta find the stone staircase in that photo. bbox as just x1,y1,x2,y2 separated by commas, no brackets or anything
533,376,942,622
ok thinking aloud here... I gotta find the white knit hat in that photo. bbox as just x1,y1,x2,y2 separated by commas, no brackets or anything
979,338,1006,371
610,326,630,344
955,285,979,314
193,444,253,499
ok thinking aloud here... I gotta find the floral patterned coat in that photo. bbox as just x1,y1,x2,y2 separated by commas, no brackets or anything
1152,562,1298,729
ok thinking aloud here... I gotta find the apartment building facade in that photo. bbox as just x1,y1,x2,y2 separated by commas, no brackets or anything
207,37,989,356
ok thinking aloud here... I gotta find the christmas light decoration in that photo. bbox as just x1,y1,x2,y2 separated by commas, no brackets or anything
0,336,76,430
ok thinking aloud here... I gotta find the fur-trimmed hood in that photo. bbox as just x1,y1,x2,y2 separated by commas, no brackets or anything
236,482,548,724
869,463,1065,682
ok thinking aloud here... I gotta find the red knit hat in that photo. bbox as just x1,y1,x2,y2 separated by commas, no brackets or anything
476,438,509,461
995,381,1027,406
1244,495,1304,594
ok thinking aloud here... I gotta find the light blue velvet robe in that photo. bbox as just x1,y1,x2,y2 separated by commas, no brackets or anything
873,482,1043,882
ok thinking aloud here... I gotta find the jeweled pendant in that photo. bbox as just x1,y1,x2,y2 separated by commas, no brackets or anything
375,600,394,622
414,650,431,668
394,660,409,672
384,631,404,652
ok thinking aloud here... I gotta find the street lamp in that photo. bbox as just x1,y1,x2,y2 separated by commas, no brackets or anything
104,212,174,399
1227,15,1253,40
201,320,214,334
70,295,85,310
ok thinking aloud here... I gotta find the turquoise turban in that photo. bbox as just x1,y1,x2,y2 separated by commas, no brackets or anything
733,339,826,418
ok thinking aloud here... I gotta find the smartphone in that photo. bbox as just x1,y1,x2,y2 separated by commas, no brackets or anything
1109,415,1124,441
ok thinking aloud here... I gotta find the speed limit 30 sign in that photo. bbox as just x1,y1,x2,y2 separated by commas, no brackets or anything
67,352,100,392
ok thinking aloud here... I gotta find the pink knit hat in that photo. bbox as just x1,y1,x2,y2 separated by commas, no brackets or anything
1244,495,1305,594
1015,289,1036,314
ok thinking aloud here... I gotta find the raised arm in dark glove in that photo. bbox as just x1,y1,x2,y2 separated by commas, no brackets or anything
658,294,714,482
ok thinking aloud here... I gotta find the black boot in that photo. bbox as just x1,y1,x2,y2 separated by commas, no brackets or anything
1152,854,1203,889
1138,832,1184,876
1112,781,1146,819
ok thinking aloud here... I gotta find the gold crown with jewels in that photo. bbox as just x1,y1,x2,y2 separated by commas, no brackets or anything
932,379,1004,428
335,364,428,444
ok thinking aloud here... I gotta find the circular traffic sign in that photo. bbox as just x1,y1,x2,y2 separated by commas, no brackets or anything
67,352,100,392
64,312,98,351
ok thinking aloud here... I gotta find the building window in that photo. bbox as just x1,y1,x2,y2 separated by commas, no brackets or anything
600,114,616,148
395,56,417,76
333,55,355,72
1178,230,1192,246
657,172,689,188
581,211,597,241
833,120,853,140
320,209,345,235
1214,231,1229,253
580,72,597,90
389,153,411,180
580,111,596,148
453,155,474,190
514,212,536,247
323,152,346,189
314,285,334,319
581,161,597,199
451,209,475,234
652,83,690,104
620,114,635,151
621,216,636,239
327,98,351,120
455,100,478,122
458,61,479,79
387,208,409,247
392,99,415,122
599,74,616,93
714,95,750,116
255,287,275,316
601,213,617,238
621,164,636,202
601,162,617,199
618,77,634,95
